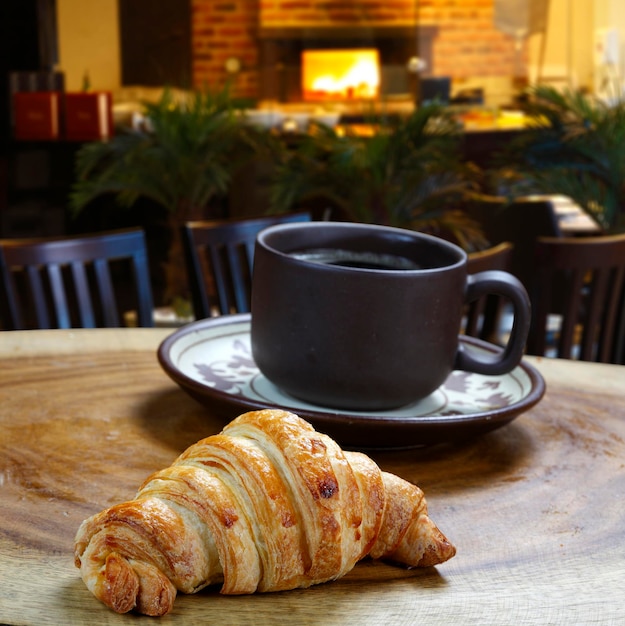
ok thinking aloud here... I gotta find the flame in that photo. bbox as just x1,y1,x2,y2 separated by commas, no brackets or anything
302,49,380,101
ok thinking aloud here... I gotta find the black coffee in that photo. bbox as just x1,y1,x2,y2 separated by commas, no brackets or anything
290,248,421,270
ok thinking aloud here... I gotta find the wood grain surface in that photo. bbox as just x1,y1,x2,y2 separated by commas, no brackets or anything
1,329,624,625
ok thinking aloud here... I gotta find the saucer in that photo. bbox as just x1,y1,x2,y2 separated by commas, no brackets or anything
157,314,546,449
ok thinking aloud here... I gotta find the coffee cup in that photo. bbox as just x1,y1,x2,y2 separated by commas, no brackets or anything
251,222,530,411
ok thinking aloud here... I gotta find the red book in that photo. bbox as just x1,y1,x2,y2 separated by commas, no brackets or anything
13,92,60,140
64,92,114,141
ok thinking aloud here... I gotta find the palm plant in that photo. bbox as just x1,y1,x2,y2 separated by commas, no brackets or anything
269,103,485,250
502,84,625,232
70,86,279,305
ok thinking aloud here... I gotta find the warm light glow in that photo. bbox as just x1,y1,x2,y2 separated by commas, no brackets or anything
302,49,380,101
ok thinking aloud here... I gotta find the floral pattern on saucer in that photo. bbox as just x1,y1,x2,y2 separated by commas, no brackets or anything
181,324,530,419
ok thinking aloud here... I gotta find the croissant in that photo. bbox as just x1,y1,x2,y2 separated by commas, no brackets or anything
74,410,455,616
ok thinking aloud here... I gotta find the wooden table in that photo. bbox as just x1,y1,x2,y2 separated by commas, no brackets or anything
550,196,603,236
1,329,624,625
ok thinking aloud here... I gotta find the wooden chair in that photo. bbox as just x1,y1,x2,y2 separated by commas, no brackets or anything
182,213,312,318
526,233,625,363
465,241,514,344
0,228,154,330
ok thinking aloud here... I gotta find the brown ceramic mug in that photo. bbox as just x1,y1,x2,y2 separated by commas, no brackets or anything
251,222,530,411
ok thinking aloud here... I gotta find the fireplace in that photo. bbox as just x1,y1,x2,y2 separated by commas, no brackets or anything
258,26,436,104
301,48,380,101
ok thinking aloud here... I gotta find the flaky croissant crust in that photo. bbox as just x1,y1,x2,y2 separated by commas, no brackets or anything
74,410,455,616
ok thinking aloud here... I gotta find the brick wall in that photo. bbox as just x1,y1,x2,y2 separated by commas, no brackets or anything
259,0,416,28
192,0,260,98
191,0,525,99
420,0,527,78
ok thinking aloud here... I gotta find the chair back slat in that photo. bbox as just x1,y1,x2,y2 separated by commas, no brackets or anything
208,245,233,315
613,278,625,364
0,253,20,329
225,244,251,314
528,233,625,363
582,269,609,361
0,229,154,330
70,261,96,328
243,240,256,277
27,265,52,329
183,213,312,319
46,263,73,329
132,247,154,328
194,249,215,316
557,268,586,358
529,270,550,357
93,257,120,327
589,266,625,363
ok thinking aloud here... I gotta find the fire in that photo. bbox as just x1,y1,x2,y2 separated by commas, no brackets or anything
302,49,380,101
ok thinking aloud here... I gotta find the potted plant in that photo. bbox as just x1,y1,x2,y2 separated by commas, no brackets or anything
500,84,625,232
69,85,279,307
269,103,485,251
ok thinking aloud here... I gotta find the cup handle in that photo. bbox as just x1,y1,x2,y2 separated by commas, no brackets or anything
454,270,531,375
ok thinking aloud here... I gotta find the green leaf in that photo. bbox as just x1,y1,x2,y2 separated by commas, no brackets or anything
269,105,472,234
70,85,275,219
504,85,625,231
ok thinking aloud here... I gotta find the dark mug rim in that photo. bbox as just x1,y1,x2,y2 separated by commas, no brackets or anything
256,221,467,274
